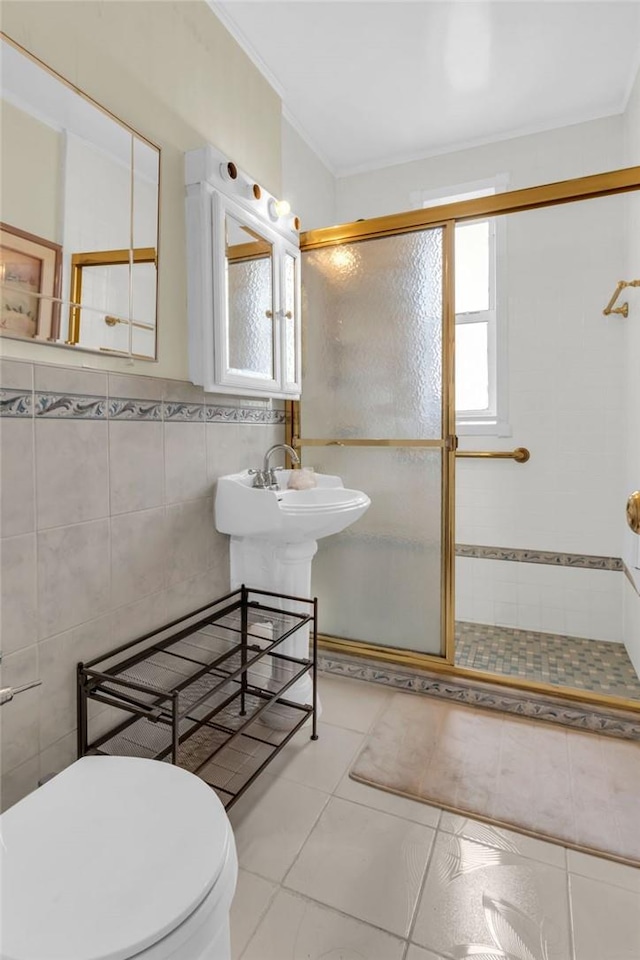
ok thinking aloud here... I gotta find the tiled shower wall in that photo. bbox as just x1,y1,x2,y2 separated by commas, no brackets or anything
0,358,285,810
455,556,623,642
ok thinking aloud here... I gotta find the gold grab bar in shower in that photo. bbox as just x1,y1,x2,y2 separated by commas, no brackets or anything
603,279,640,318
456,447,530,463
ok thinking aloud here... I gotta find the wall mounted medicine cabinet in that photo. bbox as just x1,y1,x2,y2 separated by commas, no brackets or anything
185,145,301,398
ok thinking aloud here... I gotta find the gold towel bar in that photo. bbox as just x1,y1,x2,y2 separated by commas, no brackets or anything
603,279,640,318
456,447,530,463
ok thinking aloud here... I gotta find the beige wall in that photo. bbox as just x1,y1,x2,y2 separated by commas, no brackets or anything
0,1,282,380
281,117,336,231
335,115,624,223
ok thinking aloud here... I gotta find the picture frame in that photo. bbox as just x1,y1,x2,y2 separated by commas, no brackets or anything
0,223,62,341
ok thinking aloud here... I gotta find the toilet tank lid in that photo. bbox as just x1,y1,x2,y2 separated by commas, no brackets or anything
0,756,235,960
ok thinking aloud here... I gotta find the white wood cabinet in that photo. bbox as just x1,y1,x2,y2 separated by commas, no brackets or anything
185,145,301,398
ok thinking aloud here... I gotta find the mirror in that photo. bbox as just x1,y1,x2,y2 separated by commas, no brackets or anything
0,35,159,359
225,212,275,379
283,250,299,389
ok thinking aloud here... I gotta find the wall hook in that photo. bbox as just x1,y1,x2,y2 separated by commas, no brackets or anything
603,279,640,318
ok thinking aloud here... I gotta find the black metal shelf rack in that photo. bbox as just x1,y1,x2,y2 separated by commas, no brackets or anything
77,586,318,808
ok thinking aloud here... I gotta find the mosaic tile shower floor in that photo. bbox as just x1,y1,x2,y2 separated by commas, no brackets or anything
455,621,640,701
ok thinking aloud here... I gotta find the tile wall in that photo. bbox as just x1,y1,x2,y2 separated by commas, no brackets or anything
455,556,624,641
0,357,285,810
623,575,640,673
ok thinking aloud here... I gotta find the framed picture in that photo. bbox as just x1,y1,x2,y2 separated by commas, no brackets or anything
0,223,62,341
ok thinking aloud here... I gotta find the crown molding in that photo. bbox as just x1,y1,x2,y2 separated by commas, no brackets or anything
206,1,285,100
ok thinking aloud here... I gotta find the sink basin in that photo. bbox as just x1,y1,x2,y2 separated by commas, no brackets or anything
215,470,370,543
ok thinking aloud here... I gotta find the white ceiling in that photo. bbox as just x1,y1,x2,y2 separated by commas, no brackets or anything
212,1,640,176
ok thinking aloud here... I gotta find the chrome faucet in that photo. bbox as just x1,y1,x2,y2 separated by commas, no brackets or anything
264,443,300,472
250,443,300,490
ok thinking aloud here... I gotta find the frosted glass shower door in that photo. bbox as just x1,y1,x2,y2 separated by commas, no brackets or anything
299,226,453,658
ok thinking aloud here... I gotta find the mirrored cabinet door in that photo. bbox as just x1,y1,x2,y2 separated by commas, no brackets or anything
281,244,302,395
224,209,276,383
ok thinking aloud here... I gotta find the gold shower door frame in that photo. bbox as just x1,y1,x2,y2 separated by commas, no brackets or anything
289,220,457,667
288,164,640,713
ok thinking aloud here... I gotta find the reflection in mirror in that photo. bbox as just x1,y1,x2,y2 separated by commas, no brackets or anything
225,213,274,378
0,35,159,358
284,251,298,387
67,248,157,357
0,222,62,340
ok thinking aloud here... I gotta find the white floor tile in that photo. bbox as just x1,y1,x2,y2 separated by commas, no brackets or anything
335,772,441,828
284,796,435,938
242,889,406,960
230,870,277,960
210,676,639,960
318,674,392,732
264,721,364,793
570,874,640,960
439,811,567,868
567,849,640,893
229,774,329,882
412,831,571,959
405,946,447,960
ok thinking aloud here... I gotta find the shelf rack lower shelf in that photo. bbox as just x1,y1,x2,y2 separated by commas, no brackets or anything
77,586,318,808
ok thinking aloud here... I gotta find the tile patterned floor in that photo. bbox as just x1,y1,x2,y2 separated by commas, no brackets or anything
455,621,640,700
228,674,640,960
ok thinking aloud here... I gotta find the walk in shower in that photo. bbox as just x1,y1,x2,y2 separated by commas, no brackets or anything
454,194,640,703
291,167,640,713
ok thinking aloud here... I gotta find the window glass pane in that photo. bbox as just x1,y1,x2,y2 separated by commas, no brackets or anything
456,321,488,411
423,187,495,208
455,221,489,314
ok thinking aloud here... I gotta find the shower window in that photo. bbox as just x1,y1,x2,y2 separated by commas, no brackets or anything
414,178,509,435
454,217,495,419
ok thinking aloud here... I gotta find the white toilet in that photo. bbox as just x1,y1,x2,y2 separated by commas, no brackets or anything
0,756,238,960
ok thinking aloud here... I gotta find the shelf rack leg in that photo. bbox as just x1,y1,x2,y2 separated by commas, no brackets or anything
172,692,180,764
311,597,319,741
77,663,87,758
240,584,248,717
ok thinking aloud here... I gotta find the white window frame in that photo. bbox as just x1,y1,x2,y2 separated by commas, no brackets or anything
410,175,511,437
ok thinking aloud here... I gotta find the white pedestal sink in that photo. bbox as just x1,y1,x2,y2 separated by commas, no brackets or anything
214,470,370,719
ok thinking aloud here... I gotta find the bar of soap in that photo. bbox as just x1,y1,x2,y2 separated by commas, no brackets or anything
287,468,317,490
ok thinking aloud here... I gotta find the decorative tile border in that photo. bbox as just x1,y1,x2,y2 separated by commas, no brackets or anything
456,543,623,572
206,404,285,424
319,652,640,741
35,391,107,419
0,389,32,417
164,402,205,422
0,389,285,425
108,398,163,421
